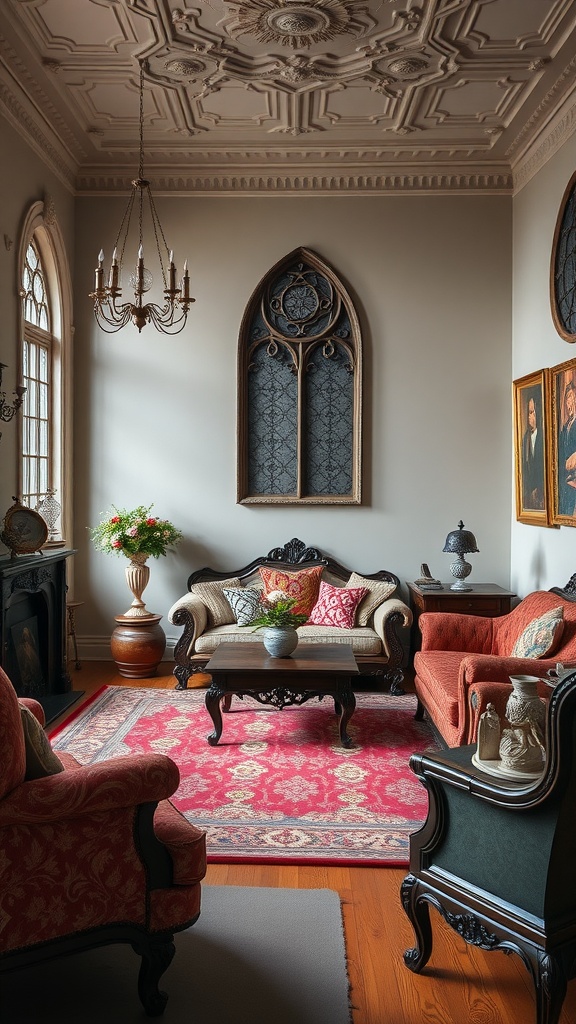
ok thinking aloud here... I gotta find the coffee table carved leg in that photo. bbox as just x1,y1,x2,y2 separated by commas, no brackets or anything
337,687,356,748
222,694,232,713
206,683,225,745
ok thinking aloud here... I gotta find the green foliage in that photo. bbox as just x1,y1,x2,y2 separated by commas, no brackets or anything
89,504,182,559
249,592,309,629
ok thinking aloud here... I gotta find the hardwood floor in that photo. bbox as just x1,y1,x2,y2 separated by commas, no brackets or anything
56,662,576,1024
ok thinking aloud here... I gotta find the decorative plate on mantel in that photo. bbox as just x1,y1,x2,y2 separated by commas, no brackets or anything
1,498,48,557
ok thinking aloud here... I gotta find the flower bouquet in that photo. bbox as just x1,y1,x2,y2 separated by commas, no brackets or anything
90,504,183,619
90,505,182,560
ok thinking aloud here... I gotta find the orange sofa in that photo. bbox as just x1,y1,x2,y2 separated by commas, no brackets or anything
413,580,576,747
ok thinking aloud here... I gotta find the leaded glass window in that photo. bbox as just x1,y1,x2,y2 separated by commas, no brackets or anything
238,248,362,504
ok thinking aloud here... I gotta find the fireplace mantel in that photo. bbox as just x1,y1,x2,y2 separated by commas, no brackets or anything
0,548,81,721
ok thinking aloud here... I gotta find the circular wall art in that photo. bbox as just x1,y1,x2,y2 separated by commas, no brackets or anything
551,168,576,342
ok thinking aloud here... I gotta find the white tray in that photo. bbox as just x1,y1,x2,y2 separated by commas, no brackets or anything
471,752,544,781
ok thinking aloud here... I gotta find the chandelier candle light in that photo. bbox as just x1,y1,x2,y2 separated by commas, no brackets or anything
90,62,194,334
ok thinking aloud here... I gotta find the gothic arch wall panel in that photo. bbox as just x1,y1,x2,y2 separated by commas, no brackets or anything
238,247,362,504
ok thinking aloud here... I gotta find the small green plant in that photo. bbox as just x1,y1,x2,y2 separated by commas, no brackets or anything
249,590,309,629
90,504,182,559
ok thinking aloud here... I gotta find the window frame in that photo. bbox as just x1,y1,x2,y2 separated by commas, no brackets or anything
17,199,73,547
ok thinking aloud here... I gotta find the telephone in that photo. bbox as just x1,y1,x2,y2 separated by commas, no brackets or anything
414,563,442,588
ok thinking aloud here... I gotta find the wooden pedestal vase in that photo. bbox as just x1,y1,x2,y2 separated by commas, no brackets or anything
111,614,166,678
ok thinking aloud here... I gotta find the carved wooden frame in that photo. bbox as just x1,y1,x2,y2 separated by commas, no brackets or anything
237,247,362,505
512,368,552,527
549,356,576,526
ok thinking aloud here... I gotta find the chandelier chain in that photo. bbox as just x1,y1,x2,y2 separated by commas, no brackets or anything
89,58,195,333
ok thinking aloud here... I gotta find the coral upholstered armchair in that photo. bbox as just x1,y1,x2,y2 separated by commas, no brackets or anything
0,667,206,1016
413,580,576,747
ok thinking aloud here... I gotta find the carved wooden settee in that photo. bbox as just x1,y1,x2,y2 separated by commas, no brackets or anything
168,538,412,693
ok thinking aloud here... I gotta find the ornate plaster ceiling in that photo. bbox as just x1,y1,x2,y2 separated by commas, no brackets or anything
2,0,576,194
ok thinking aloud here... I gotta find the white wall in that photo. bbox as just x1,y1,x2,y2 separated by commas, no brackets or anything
73,193,512,650
512,135,576,594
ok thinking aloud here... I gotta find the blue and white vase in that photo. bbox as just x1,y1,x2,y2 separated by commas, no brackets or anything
262,627,298,658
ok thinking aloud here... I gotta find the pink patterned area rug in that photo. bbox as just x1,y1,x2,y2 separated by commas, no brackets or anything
50,686,438,866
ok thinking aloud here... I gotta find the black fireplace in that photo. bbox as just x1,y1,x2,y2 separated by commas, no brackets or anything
0,549,82,722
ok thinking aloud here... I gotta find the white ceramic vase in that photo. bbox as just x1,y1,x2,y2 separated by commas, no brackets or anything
262,627,299,658
506,675,546,733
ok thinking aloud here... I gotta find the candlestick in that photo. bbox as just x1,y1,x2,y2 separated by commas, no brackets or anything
168,250,176,292
95,249,104,291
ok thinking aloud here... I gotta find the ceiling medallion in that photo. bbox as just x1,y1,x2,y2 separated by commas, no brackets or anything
164,58,206,76
388,57,428,76
222,0,369,48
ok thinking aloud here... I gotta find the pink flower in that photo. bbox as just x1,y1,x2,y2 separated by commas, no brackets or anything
128,526,138,537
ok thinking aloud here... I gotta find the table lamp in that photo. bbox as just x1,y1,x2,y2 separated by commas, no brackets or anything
442,520,479,591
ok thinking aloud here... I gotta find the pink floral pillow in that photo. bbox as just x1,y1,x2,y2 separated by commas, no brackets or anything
307,581,368,629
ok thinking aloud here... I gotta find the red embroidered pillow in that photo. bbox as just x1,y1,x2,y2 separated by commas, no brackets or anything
307,581,368,629
259,565,323,617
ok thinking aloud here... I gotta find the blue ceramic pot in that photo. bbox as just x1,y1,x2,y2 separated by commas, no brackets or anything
262,627,298,658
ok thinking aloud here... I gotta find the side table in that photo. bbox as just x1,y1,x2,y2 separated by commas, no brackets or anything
406,583,516,658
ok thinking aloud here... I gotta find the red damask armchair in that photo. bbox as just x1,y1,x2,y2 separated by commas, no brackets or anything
413,580,576,747
0,666,206,1016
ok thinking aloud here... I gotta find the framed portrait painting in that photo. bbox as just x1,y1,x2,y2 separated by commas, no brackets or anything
550,358,576,526
513,370,550,526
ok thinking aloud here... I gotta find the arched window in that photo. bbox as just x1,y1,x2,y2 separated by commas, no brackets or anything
18,200,72,544
21,239,51,509
237,248,362,504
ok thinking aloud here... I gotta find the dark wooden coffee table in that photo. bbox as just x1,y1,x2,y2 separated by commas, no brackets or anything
204,642,359,748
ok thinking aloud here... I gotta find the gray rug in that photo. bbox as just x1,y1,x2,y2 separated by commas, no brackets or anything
2,886,351,1024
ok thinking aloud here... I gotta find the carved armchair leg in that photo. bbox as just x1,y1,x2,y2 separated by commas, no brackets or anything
135,935,175,1017
400,875,433,974
414,698,425,721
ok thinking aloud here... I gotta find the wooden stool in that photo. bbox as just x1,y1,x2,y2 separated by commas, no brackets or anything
66,601,83,670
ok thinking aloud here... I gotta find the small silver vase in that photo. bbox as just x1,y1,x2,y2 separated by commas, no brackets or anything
262,627,298,658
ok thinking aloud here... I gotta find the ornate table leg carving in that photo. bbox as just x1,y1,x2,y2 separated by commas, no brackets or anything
536,951,567,1024
337,687,356,748
206,684,225,745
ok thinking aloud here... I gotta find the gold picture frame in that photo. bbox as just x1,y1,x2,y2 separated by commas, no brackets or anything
549,358,576,526
513,370,551,527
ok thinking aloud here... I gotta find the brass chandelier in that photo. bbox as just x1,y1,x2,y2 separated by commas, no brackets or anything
90,63,194,334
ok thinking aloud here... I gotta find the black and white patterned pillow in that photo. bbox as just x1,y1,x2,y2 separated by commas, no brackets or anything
223,587,263,626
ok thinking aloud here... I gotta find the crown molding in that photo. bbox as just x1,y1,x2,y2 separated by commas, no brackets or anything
512,88,576,195
76,163,513,196
0,78,76,192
